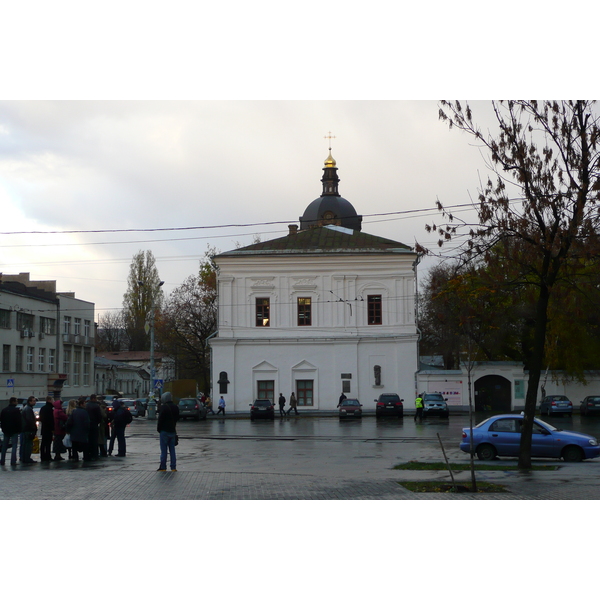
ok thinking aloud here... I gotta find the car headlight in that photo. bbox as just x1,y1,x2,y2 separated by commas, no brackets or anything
589,439,598,446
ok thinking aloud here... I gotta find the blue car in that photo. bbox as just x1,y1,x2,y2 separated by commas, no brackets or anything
460,414,600,462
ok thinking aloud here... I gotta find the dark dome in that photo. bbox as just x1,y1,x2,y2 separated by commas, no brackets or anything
299,195,362,231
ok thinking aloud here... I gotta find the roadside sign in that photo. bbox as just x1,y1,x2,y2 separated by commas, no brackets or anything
154,379,163,389
7,378,14,388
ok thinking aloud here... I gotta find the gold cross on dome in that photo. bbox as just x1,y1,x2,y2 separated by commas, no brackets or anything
324,131,336,149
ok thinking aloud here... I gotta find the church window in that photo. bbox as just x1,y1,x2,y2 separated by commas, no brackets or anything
256,298,270,327
368,295,382,325
296,380,314,406
297,298,312,326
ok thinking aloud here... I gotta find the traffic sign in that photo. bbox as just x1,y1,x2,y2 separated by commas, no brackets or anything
7,378,14,388
154,379,163,389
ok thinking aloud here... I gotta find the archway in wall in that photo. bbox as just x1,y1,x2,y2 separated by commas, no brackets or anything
474,375,512,412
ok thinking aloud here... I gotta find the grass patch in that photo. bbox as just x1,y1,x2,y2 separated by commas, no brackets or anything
400,481,508,493
394,461,556,471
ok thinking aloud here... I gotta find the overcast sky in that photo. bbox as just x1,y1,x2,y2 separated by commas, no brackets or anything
0,100,501,316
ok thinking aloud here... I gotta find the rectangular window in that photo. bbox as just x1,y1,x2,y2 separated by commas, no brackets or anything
63,316,71,335
367,295,382,325
257,380,274,402
63,347,71,376
17,312,34,332
0,309,10,329
38,348,45,372
296,380,314,406
2,345,10,371
74,318,81,335
40,317,56,335
26,347,34,372
83,350,91,385
297,297,312,326
48,349,55,372
73,349,81,385
84,319,91,338
15,346,23,372
255,298,270,327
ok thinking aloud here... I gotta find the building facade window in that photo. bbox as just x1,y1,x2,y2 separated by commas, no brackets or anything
2,345,10,371
73,348,81,385
84,320,91,338
63,347,71,378
0,309,10,329
297,297,312,326
17,312,34,332
63,316,71,335
48,349,55,372
74,318,81,335
257,380,274,402
15,346,23,372
40,317,56,335
367,295,382,325
26,347,34,372
38,348,45,372
255,298,270,327
83,350,91,386
296,380,314,406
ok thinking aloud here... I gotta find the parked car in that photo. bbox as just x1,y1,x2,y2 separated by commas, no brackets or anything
580,396,600,416
539,395,573,417
460,414,600,462
375,393,403,418
177,398,207,421
121,399,142,417
339,398,363,420
422,393,449,419
250,399,275,421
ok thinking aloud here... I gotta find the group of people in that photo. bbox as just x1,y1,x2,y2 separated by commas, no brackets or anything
277,393,299,417
200,395,226,416
0,394,133,466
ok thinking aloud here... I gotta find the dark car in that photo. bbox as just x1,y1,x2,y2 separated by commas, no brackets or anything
178,398,207,421
339,398,363,420
539,395,572,417
375,393,403,418
250,399,275,421
580,396,600,416
422,393,449,418
460,414,600,462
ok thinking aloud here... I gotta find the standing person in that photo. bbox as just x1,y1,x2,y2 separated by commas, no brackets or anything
156,392,179,472
1,397,22,466
65,397,90,461
85,394,102,461
216,396,226,416
287,392,298,416
414,392,424,422
278,393,286,417
109,400,132,457
204,396,215,415
97,398,109,457
337,392,347,407
52,399,68,461
65,399,77,459
39,396,55,463
20,396,38,464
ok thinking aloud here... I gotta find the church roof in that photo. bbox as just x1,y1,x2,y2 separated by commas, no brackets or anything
217,225,413,257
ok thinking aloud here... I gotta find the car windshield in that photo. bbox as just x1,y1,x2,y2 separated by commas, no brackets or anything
254,400,272,407
342,400,360,406
33,402,46,409
179,400,195,407
425,395,444,402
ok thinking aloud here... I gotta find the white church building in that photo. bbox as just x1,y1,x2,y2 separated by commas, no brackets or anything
209,150,419,411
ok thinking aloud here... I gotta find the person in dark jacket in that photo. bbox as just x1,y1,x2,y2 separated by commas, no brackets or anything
20,396,38,464
156,392,179,471
108,400,132,457
52,399,68,461
85,394,103,461
39,396,55,462
65,397,90,461
278,393,286,417
1,397,22,466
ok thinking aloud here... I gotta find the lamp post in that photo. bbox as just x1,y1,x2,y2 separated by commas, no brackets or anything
139,279,164,419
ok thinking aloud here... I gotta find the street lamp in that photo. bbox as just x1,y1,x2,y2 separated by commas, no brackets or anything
139,279,164,418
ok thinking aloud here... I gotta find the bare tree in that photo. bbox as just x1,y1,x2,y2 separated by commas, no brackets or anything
96,310,127,352
430,101,600,469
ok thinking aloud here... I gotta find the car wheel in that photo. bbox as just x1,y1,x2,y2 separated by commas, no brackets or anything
562,446,583,462
476,444,497,461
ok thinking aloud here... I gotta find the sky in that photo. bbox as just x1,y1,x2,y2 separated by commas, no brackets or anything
0,99,500,317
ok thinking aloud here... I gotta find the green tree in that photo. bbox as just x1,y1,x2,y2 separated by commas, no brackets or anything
122,250,164,351
432,100,600,469
157,249,217,392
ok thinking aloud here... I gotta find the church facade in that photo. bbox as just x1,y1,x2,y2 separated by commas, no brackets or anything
209,151,419,411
